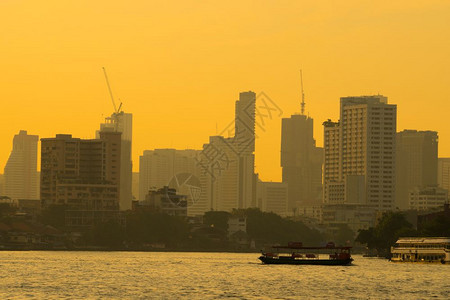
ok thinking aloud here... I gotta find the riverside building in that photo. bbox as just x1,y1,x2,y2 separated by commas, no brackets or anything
40,131,122,227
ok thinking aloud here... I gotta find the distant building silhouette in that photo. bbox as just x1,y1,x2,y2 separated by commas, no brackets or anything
281,114,323,210
135,186,187,217
409,186,448,211
97,111,133,210
4,130,39,200
139,149,201,201
323,95,397,210
40,132,122,227
396,130,438,210
193,91,257,216
438,158,450,194
256,180,288,217
321,203,377,233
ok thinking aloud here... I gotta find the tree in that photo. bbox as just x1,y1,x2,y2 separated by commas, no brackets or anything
356,211,417,256
333,224,355,246
92,220,126,248
233,208,324,246
125,211,189,247
419,215,450,237
203,211,231,232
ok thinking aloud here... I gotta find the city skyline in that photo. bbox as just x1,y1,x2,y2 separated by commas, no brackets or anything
1,2,449,298
1,1,450,183
1,89,449,184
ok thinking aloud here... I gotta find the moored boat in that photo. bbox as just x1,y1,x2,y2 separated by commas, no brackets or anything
390,237,450,264
259,242,353,266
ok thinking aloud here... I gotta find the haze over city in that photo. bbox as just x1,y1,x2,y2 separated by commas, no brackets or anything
1,1,450,299
1,0,450,182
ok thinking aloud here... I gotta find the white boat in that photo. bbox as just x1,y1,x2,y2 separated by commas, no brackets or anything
391,237,450,264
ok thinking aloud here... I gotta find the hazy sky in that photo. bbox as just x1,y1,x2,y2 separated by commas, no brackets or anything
1,0,449,182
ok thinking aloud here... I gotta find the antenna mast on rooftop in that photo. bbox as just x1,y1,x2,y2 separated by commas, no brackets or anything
300,69,306,115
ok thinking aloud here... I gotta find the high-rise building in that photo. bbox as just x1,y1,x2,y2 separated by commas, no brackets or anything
396,130,438,209
4,130,39,200
323,120,340,184
97,111,133,210
192,91,256,216
323,95,397,210
281,114,323,210
438,158,450,193
256,181,288,217
139,149,201,201
40,131,122,226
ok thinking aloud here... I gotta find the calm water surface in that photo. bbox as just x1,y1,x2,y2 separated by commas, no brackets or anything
0,252,448,299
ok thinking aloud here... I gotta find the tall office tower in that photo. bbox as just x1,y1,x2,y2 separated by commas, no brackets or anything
438,158,450,193
323,120,341,203
191,92,256,216
235,91,256,154
4,130,39,200
323,95,397,210
235,91,256,209
40,132,122,226
97,111,133,210
396,130,438,209
323,121,340,182
139,149,201,200
281,114,323,210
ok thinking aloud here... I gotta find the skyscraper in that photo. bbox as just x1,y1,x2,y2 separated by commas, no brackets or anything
281,114,323,210
396,130,438,210
234,91,256,209
192,91,256,216
4,130,39,200
323,95,397,210
97,111,133,210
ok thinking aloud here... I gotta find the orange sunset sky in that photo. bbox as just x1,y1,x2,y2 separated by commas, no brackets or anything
1,0,449,182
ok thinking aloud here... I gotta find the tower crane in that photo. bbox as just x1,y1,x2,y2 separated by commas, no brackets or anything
300,69,306,115
102,67,122,114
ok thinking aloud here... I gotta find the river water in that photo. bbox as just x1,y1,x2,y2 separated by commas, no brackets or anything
0,252,448,299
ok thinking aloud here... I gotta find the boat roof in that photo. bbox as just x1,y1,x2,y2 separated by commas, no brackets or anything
272,245,352,250
395,237,450,244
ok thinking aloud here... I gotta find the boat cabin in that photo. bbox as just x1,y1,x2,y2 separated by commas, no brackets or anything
390,237,450,263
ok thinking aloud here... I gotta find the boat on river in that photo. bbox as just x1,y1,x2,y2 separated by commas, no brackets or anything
390,237,450,264
259,242,353,265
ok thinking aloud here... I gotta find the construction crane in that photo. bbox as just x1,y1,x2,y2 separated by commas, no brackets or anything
102,67,122,114
300,69,306,115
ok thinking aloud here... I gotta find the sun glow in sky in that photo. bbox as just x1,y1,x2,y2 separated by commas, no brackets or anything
1,0,450,181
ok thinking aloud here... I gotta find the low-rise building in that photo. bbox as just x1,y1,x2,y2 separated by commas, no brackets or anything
297,205,323,221
136,186,187,217
409,186,448,211
227,216,247,236
321,204,377,233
